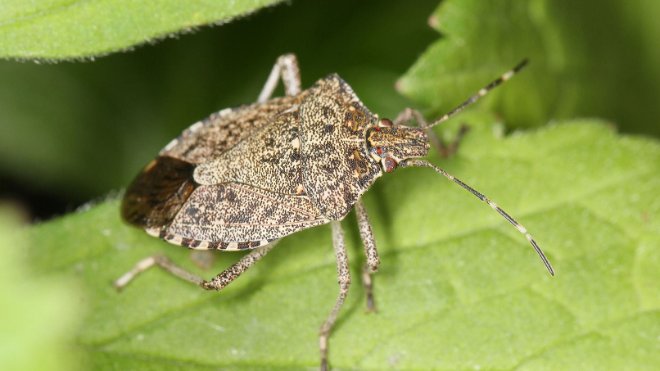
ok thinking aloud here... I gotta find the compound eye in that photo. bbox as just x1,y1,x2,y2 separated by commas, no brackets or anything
383,157,398,173
379,118,394,127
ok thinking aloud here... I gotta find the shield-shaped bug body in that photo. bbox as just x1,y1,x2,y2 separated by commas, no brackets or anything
116,54,554,370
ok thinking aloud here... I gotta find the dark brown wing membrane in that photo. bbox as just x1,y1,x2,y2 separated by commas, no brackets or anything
121,156,196,228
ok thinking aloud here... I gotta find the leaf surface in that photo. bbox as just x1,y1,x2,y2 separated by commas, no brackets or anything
26,118,660,370
0,0,283,60
0,210,82,371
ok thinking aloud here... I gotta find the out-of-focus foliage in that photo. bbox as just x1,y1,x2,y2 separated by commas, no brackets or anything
399,0,660,137
0,208,82,371
0,0,284,59
0,0,438,208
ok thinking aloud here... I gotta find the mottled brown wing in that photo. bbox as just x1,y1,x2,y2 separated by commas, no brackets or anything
162,182,328,250
161,94,307,164
192,110,304,196
122,94,308,232
299,74,382,220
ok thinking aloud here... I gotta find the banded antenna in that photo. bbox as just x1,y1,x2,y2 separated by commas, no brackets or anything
427,59,529,128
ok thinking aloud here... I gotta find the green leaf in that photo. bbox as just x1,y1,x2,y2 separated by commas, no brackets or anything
0,208,83,371
398,0,660,136
26,118,660,369
0,0,284,60
0,0,439,202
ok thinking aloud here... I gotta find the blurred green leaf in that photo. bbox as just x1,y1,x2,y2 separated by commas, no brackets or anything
0,0,438,206
26,119,660,369
0,0,284,60
0,208,82,371
398,0,660,136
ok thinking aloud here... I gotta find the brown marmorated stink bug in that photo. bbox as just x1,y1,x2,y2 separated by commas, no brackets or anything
115,54,554,370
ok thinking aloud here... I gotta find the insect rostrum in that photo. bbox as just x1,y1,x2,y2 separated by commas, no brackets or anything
116,54,553,371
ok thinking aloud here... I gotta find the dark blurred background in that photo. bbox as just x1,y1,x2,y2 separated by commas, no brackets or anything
0,0,440,220
0,0,658,222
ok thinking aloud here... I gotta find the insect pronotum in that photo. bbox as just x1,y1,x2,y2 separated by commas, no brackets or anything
115,54,554,370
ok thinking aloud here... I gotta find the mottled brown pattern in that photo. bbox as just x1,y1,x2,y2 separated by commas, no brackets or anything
367,126,429,160
167,183,328,244
162,94,308,164
124,74,387,248
300,74,383,219
193,110,303,195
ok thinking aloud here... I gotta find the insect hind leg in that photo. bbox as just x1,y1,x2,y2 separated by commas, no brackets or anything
257,53,302,103
113,242,278,291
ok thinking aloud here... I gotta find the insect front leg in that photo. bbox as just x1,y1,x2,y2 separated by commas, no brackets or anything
257,53,301,103
113,242,278,291
394,107,469,158
319,221,351,371
355,200,379,312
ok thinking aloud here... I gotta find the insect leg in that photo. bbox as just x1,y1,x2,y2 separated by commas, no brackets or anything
113,242,278,291
319,221,351,371
113,254,206,290
355,200,379,312
394,107,468,157
257,53,301,103
201,242,277,290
